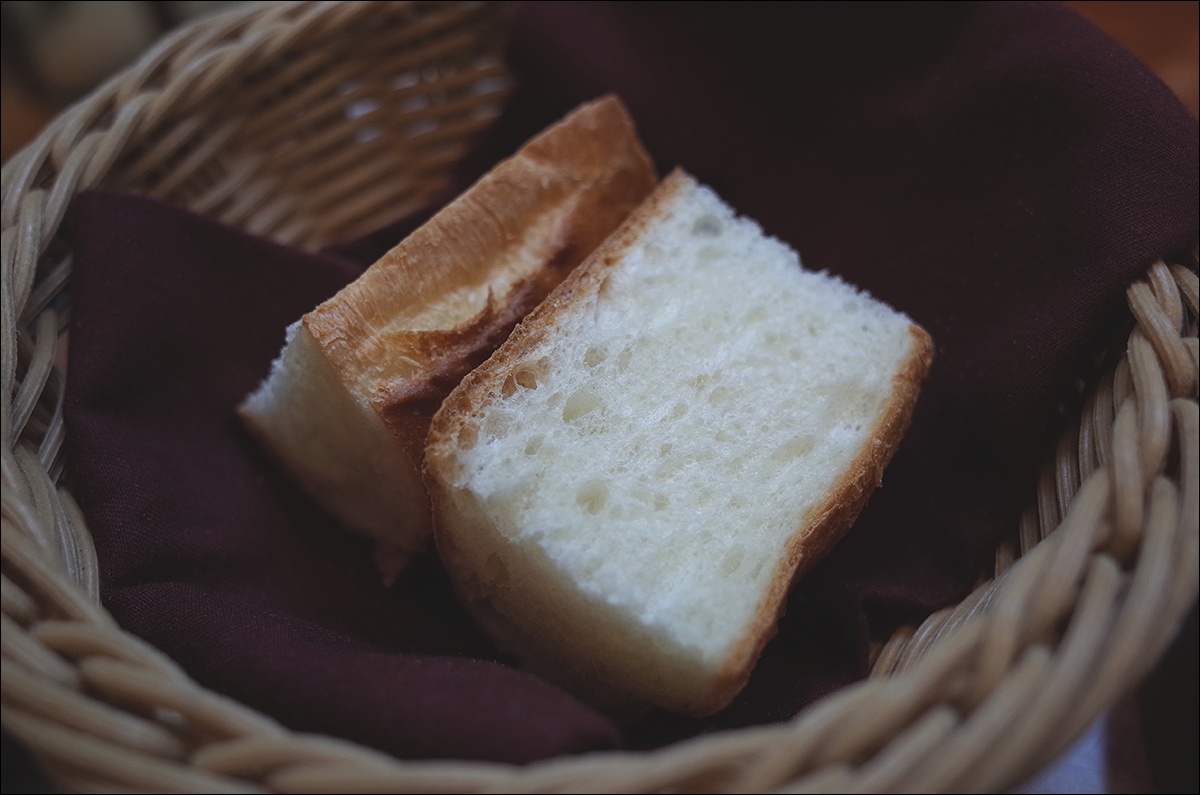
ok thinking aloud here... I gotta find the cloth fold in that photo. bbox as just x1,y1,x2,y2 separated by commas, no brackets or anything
63,0,1197,762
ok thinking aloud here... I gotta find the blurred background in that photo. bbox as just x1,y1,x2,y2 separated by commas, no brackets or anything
0,2,1196,793
0,1,251,161
2,2,1197,163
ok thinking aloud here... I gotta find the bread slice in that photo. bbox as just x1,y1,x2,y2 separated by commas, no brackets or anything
239,96,656,582
424,170,934,716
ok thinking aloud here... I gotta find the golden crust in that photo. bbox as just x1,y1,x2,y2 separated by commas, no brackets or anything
305,93,657,440
242,96,655,576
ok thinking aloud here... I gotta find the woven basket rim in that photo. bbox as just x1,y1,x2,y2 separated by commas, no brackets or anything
3,3,1197,792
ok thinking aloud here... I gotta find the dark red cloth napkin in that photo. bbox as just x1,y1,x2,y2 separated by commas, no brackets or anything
63,1,1197,762
63,195,620,762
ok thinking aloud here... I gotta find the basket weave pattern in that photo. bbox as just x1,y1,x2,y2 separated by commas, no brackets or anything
2,2,1198,792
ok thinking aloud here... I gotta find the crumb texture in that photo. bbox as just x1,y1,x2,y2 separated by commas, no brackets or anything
436,174,921,682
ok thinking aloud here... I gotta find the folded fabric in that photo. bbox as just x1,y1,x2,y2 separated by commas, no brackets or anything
470,0,1199,742
63,0,1197,762
63,192,621,762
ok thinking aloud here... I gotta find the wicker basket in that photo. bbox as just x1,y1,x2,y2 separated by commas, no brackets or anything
3,2,1197,792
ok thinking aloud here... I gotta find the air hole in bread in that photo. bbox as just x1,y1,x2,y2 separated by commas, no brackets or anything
576,480,609,514
484,413,511,439
692,215,722,236
721,548,744,575
563,390,603,421
616,348,633,372
458,426,478,450
687,372,722,391
655,458,684,480
584,346,608,367
509,357,550,392
524,436,543,455
670,402,689,419
708,386,732,406
598,274,616,302
772,435,816,462
728,452,751,473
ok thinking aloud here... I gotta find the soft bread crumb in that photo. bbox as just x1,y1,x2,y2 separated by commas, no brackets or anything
426,170,933,716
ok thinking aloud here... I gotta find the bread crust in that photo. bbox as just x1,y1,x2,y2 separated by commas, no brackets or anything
308,94,657,456
426,169,934,716
241,96,655,578
430,170,695,424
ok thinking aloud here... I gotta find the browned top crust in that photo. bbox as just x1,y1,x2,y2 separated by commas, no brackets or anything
304,95,657,457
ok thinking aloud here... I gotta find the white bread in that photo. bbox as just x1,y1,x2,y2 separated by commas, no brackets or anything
424,170,934,716
239,96,656,582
